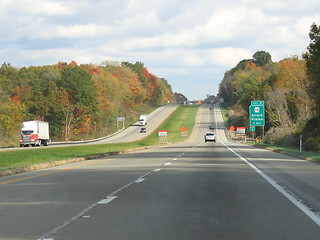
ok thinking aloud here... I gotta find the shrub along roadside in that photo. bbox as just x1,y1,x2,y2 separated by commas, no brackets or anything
0,105,199,175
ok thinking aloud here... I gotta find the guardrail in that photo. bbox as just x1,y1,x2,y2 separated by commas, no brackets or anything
50,127,126,145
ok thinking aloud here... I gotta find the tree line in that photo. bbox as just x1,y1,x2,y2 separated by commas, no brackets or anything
0,61,173,146
218,23,320,151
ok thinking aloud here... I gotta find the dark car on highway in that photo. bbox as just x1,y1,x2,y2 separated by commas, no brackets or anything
140,127,146,133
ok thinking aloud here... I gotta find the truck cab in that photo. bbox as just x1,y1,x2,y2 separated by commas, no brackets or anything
138,114,147,126
20,120,49,147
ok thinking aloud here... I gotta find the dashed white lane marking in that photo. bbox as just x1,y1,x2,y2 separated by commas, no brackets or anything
38,149,196,239
134,178,145,183
98,196,118,205
221,141,320,227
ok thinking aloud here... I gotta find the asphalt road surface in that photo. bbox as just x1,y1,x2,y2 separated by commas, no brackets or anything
0,105,320,239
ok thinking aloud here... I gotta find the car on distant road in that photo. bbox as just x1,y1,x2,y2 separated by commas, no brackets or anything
204,132,216,142
140,127,146,133
209,125,215,130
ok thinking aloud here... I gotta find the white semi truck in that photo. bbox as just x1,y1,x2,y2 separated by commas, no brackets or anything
20,120,50,147
138,114,147,126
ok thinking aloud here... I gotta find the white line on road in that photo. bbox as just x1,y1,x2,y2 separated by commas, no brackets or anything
214,105,220,141
37,148,195,239
221,141,320,227
98,196,118,205
134,178,145,183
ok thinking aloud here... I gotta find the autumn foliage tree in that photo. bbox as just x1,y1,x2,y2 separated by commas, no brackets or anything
0,60,173,145
219,50,314,146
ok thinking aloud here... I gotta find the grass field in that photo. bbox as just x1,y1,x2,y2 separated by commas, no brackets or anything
0,105,199,174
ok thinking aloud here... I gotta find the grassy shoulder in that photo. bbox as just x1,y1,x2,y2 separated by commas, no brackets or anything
247,142,320,164
0,105,199,174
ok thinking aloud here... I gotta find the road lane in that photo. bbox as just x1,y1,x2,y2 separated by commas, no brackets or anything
0,105,320,239
45,125,320,239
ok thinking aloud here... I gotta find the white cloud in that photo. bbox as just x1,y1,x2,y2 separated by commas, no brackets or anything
15,0,73,15
239,0,287,11
110,4,286,53
210,48,252,67
34,23,113,39
294,16,320,36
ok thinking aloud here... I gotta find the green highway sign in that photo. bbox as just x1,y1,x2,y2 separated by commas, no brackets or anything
250,126,256,131
251,100,264,106
249,104,265,126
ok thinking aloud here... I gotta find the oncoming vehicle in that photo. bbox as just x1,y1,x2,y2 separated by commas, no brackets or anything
140,127,146,133
20,120,49,147
204,132,216,142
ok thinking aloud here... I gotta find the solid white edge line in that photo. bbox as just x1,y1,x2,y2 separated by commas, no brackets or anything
221,141,320,227
214,105,219,141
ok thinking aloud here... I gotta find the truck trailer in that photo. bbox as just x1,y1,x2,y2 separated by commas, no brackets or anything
138,114,147,126
20,120,50,147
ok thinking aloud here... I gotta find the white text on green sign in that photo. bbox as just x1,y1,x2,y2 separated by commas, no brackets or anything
249,105,265,126
251,101,264,106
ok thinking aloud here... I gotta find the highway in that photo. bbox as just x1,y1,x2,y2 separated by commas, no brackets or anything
0,105,178,150
95,104,178,144
0,105,320,239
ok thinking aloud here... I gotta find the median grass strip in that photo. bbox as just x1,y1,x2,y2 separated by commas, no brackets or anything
139,104,199,145
0,105,199,175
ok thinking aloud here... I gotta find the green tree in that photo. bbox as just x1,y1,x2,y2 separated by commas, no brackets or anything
253,51,272,66
121,61,149,89
303,23,320,114
57,66,98,140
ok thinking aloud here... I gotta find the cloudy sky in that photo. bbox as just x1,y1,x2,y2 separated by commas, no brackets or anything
1,0,319,100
